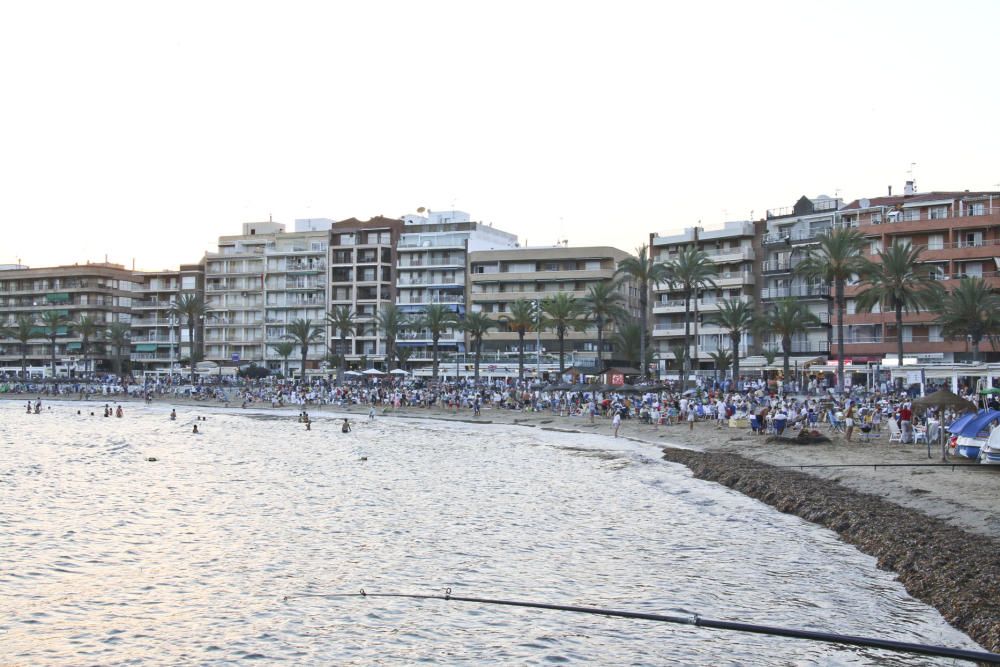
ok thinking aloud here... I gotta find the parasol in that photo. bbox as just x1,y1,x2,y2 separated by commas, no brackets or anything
911,389,978,460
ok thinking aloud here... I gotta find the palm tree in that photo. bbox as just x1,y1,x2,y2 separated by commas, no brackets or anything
284,318,324,380
70,314,100,377
581,280,627,374
375,303,405,370
394,346,413,372
662,246,717,390
615,244,668,379
934,278,1000,362
2,315,38,379
172,294,206,385
708,350,732,383
795,227,870,394
39,311,69,376
326,306,357,384
501,299,537,382
461,311,494,382
709,298,755,386
419,304,458,380
540,293,587,374
668,342,687,372
106,321,131,377
270,341,296,378
612,321,656,371
855,242,943,371
764,299,821,393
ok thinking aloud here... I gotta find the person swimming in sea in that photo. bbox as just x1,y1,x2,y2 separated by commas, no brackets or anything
341,418,351,433
192,424,199,434
115,405,124,418
170,409,177,421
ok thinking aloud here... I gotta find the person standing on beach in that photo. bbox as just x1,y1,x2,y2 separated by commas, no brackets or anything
687,404,696,430
612,410,622,438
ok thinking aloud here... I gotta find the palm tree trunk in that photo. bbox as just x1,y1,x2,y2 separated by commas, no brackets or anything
82,338,89,377
338,335,347,384
387,337,396,371
301,345,308,379
836,280,845,394
682,291,692,391
972,338,981,363
50,338,56,376
21,347,27,379
474,339,481,382
731,333,740,387
782,336,791,394
639,281,648,380
188,321,197,386
283,356,289,378
432,337,439,379
558,327,566,374
518,331,525,381
595,316,604,374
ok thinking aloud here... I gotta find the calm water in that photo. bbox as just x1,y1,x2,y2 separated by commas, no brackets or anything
0,400,982,665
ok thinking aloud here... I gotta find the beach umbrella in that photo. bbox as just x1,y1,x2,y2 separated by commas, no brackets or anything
363,368,385,375
344,370,363,377
911,388,978,460
389,369,409,375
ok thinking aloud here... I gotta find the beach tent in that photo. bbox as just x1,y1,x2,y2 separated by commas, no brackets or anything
955,410,1000,438
344,370,363,377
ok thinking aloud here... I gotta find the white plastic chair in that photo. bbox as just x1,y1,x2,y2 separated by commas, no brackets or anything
887,419,903,443
913,426,928,445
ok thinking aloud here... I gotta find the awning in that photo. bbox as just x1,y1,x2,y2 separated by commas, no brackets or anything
135,343,158,352
45,293,70,303
66,342,81,351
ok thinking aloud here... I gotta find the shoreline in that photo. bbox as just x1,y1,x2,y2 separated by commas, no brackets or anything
6,393,999,651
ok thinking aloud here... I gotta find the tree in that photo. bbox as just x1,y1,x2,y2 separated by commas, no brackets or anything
668,342,687,372
375,303,405,370
612,321,654,371
764,299,820,393
795,227,870,394
934,278,1000,362
540,293,587,374
855,242,943,372
39,310,69,376
708,349,732,383
270,341,296,378
326,306,357,385
2,315,38,379
418,303,458,380
501,299,537,382
581,280,627,374
709,298,755,386
461,311,494,382
284,318,324,380
394,346,413,372
662,246,717,390
106,321,131,377
70,314,100,377
172,294,206,385
615,244,668,379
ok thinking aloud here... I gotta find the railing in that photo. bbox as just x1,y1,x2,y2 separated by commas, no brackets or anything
844,335,945,344
285,261,326,272
761,340,831,353
760,285,831,299
761,258,804,272
762,229,827,244
872,206,999,225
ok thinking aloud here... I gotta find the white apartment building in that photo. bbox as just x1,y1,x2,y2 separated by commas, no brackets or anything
651,220,760,371
205,220,330,374
130,264,204,372
759,195,841,359
396,210,518,364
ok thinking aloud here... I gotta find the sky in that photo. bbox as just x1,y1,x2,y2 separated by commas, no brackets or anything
2,0,999,271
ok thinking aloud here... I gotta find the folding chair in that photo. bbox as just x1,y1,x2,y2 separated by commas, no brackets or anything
913,425,928,445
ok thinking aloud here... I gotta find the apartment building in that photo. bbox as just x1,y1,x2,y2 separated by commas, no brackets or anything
395,211,517,366
840,184,1000,363
0,262,137,376
650,220,760,370
759,196,842,359
204,220,331,373
467,245,637,374
130,264,205,372
328,216,403,367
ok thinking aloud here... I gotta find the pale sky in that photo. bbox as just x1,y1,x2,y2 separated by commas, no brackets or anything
2,1,998,271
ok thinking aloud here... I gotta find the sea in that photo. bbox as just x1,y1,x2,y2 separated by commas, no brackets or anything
0,399,984,665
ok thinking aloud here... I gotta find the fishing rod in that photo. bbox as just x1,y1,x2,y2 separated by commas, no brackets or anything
283,589,1000,664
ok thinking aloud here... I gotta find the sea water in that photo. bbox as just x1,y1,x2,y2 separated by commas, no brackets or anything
0,401,983,665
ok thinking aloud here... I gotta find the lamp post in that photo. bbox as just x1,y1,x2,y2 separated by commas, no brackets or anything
534,299,541,381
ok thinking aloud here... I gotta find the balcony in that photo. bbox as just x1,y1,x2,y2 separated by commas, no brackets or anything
760,284,831,300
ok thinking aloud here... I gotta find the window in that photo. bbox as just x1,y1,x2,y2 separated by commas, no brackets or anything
869,239,883,254
929,206,949,220
902,209,921,222
928,265,946,281
927,234,944,251
902,326,913,343
846,299,856,315
963,262,983,278
929,325,943,342
894,236,912,248
871,212,883,225
969,203,986,216
961,231,983,248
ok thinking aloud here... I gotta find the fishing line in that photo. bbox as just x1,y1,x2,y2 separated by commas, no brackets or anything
282,589,1000,664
